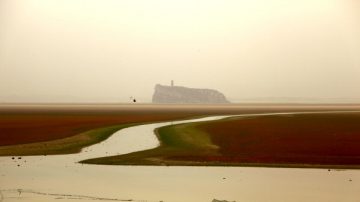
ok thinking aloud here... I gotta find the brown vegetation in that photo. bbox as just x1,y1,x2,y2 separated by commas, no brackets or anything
1,103,338,146
190,113,360,166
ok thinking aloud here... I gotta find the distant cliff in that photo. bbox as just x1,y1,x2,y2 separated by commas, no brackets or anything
152,84,230,104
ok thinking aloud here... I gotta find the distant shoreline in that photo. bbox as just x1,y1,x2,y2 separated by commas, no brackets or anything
1,103,360,113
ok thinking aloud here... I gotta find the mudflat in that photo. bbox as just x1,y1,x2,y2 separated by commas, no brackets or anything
2,103,358,146
2,104,360,161
74,104,360,168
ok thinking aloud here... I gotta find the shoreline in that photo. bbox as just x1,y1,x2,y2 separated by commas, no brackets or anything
2,103,360,113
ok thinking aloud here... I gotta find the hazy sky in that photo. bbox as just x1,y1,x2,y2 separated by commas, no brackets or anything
1,0,359,103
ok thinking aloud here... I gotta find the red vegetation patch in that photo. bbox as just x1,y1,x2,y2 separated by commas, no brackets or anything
188,113,360,165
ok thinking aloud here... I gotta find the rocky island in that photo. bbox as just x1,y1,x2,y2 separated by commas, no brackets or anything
152,83,229,104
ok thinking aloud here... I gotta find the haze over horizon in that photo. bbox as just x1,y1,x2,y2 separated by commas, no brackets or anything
1,0,360,103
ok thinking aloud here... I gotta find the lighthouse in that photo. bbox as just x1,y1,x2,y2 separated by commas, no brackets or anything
171,80,174,87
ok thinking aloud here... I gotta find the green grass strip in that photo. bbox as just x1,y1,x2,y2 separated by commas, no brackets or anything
0,124,136,156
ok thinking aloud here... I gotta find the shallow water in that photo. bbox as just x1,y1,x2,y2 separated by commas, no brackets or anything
74,116,231,161
1,112,360,202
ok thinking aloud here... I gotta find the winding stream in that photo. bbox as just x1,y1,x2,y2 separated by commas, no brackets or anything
1,112,360,202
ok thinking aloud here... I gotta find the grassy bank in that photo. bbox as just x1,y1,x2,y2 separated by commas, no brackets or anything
80,121,220,165
0,124,136,156
0,107,210,156
0,116,209,156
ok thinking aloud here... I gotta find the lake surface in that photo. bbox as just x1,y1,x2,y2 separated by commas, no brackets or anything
1,112,360,202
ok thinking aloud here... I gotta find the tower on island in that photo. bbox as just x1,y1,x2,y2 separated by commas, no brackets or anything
171,80,174,87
